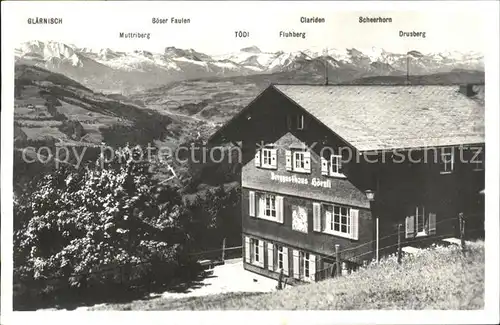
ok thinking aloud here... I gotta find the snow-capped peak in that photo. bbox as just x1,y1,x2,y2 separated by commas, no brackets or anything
15,40,484,88
17,40,82,67
240,46,262,54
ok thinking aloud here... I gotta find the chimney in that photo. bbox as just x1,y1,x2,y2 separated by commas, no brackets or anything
459,84,477,97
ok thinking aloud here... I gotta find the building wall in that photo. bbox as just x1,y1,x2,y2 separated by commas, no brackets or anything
241,132,371,209
374,147,485,254
241,188,373,260
242,233,359,285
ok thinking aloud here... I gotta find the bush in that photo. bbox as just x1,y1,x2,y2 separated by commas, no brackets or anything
13,146,191,309
184,184,241,250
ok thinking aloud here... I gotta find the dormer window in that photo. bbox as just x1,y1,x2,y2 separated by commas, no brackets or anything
284,148,311,173
330,154,342,175
294,151,306,170
254,144,277,169
321,152,345,178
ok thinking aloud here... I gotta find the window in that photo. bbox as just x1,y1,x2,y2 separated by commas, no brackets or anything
245,237,264,267
287,114,306,130
313,202,359,240
255,144,277,169
290,150,310,173
264,194,277,218
324,204,351,236
321,153,345,177
269,244,288,275
294,151,305,170
252,238,261,264
301,252,310,278
330,154,342,175
296,115,305,130
277,245,284,270
440,147,454,174
415,206,425,234
294,250,315,281
262,148,272,166
250,191,284,223
405,207,436,238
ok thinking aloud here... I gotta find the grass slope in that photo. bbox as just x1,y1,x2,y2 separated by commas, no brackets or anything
93,241,484,310
13,64,184,191
14,64,175,146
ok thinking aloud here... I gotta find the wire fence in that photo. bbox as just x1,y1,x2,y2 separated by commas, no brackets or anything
313,214,480,268
312,225,484,281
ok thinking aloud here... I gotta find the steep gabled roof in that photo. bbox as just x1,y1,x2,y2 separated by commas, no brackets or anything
209,84,484,152
273,84,484,151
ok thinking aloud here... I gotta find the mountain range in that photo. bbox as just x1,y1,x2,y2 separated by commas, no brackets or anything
15,41,484,94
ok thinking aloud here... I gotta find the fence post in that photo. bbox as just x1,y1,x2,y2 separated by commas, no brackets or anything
397,224,402,264
221,238,226,262
459,212,466,256
335,244,341,277
277,268,284,290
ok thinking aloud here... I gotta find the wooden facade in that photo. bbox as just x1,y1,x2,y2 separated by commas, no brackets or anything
209,84,485,284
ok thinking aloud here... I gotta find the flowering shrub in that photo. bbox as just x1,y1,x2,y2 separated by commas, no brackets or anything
14,146,191,304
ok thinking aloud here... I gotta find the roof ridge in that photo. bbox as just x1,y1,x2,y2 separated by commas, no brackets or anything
272,83,485,87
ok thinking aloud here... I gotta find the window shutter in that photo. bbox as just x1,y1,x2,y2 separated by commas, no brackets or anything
337,156,344,175
322,207,328,231
249,191,255,217
283,247,289,276
258,240,265,267
405,215,415,239
292,249,300,279
428,213,437,235
276,196,284,223
267,242,274,271
321,157,328,175
350,209,359,240
285,150,292,171
313,202,321,232
270,148,277,169
304,151,311,173
258,195,265,217
245,237,250,263
254,150,261,167
309,254,316,282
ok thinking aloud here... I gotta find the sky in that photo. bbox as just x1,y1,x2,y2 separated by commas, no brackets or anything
7,1,487,55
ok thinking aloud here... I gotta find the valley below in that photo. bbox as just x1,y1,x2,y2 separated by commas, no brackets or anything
12,42,486,196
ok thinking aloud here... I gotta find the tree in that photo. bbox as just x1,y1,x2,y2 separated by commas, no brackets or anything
14,146,189,291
